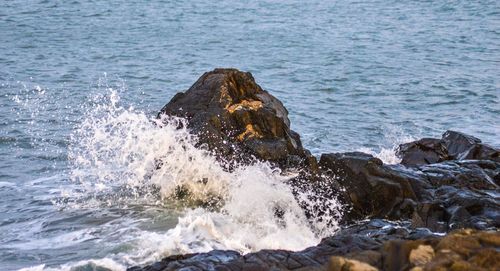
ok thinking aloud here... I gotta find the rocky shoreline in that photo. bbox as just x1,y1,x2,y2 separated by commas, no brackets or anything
129,225,498,271
131,69,499,271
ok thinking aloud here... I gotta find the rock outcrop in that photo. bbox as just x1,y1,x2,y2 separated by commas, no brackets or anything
319,152,499,231
396,130,499,166
318,152,418,222
155,68,500,228
128,221,499,271
156,70,499,231
143,69,500,271
158,68,316,171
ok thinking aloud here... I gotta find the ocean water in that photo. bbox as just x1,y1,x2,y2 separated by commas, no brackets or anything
1,0,499,270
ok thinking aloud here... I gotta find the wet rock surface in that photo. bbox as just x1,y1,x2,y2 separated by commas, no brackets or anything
158,68,315,171
396,130,499,166
132,69,500,271
127,220,429,271
319,152,500,231
129,222,499,271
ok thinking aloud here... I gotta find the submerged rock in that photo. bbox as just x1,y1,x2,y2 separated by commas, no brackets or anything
158,68,315,171
396,130,499,166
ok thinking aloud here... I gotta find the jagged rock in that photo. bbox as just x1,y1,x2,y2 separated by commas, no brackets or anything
342,229,500,271
127,250,241,271
128,220,434,271
421,229,500,271
396,138,448,165
129,221,499,271
318,152,418,222
397,130,499,166
404,160,500,231
318,152,499,231
158,68,316,171
157,70,498,231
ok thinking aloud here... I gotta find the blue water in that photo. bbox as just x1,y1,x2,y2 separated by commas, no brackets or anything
1,0,499,270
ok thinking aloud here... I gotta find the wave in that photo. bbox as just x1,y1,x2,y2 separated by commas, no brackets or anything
19,259,126,271
357,128,417,164
33,89,342,270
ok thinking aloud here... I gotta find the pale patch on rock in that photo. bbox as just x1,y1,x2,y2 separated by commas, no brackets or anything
226,100,263,113
409,244,435,266
237,124,262,141
329,256,379,271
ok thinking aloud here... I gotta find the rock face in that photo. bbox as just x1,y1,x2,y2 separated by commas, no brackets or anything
319,152,499,231
319,152,418,223
396,130,499,166
158,68,315,170
128,221,499,271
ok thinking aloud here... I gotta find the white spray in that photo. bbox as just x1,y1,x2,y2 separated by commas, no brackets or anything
62,88,342,267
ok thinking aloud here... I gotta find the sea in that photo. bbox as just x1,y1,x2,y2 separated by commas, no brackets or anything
0,0,499,270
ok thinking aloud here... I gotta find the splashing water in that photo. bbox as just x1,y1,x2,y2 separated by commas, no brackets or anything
43,89,342,270
357,128,417,164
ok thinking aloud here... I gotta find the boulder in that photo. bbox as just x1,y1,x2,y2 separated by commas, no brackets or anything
442,131,499,161
318,152,418,222
158,68,316,171
397,130,499,166
396,138,448,165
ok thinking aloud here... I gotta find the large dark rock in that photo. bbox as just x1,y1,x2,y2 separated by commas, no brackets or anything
409,160,500,232
396,138,449,165
318,152,418,222
318,152,500,231
397,130,499,166
158,68,316,170
156,70,499,231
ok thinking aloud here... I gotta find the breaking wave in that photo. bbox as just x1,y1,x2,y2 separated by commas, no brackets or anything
29,89,342,270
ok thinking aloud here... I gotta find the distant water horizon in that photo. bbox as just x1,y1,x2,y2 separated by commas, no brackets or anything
1,0,499,270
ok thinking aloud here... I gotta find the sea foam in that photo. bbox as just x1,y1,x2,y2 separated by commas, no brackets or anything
46,89,342,270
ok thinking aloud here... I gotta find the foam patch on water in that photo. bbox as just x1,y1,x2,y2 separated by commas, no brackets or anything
45,88,342,270
19,258,126,271
6,229,97,250
0,181,15,188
